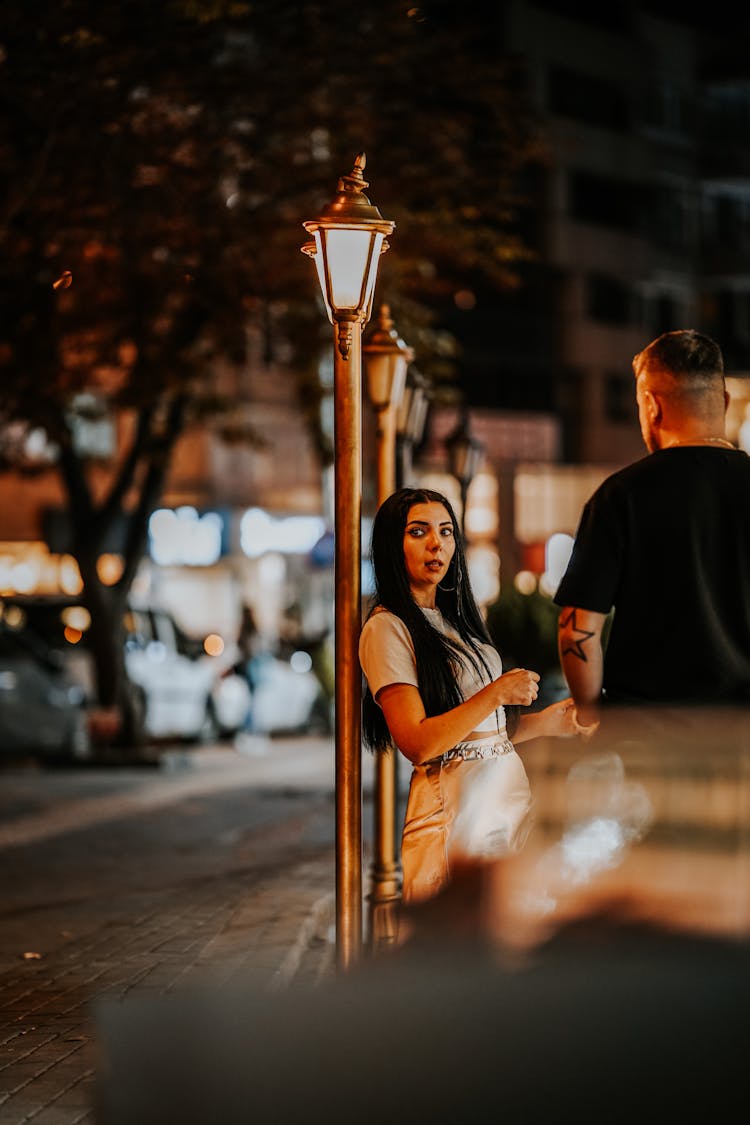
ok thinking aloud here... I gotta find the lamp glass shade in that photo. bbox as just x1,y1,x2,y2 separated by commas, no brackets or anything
396,382,415,434
309,237,333,323
389,353,408,411
362,233,385,319
365,352,408,411
398,377,429,443
447,429,484,486
411,391,429,445
317,228,384,314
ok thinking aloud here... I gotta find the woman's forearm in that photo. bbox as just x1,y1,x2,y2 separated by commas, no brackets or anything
379,669,539,766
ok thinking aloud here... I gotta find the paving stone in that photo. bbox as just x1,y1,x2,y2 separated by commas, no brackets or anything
0,740,342,1122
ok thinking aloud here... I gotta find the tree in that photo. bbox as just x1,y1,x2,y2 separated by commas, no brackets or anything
0,0,546,747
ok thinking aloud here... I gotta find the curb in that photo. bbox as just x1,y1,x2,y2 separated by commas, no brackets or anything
271,890,336,991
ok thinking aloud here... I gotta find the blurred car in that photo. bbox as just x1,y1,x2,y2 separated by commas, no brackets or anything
1,597,251,744
124,605,251,741
245,649,331,736
0,617,91,760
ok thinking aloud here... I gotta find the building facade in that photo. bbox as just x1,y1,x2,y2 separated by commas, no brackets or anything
459,2,750,463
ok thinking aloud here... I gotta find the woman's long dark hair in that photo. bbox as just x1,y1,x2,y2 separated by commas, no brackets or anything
361,487,518,752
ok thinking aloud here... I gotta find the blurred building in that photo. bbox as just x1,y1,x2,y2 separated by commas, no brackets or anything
454,1,750,466
0,324,335,656
414,2,750,600
4,2,750,650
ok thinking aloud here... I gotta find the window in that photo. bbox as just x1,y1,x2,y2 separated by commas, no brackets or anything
587,273,633,325
568,170,644,231
548,65,630,132
644,293,680,339
645,183,690,252
641,80,692,135
604,373,633,424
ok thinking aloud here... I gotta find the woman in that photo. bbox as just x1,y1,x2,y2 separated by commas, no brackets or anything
359,487,582,907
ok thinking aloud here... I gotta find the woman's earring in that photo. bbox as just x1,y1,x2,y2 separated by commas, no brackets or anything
438,582,456,592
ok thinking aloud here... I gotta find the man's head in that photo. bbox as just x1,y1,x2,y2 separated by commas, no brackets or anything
632,330,728,452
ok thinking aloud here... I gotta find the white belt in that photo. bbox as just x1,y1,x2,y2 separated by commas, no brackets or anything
435,732,515,764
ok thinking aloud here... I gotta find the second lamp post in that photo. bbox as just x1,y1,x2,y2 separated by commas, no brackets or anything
362,304,414,949
446,408,485,535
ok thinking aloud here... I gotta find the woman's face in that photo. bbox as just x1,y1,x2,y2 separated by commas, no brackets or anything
402,501,456,602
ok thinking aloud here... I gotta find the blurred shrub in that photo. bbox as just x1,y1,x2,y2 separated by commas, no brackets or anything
485,585,560,675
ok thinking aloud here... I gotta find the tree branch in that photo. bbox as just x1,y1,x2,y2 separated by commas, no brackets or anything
97,401,156,527
116,393,188,593
53,411,94,530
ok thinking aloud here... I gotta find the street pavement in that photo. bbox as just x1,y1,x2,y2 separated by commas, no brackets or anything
3,729,749,1123
0,734,379,1125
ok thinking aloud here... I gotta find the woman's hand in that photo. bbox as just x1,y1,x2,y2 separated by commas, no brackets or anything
495,667,540,707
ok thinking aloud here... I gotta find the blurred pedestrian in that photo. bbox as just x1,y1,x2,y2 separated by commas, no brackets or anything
555,329,750,732
359,487,583,908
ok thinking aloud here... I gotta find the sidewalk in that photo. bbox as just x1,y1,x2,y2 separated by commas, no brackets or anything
0,736,369,1124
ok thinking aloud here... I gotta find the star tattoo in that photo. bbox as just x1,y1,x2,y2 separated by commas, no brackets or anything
560,608,595,662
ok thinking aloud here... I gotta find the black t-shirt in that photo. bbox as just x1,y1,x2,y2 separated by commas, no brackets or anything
554,446,750,705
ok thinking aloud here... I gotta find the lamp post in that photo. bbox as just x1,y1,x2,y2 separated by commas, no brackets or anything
446,408,485,536
396,367,430,488
362,304,414,950
302,154,394,971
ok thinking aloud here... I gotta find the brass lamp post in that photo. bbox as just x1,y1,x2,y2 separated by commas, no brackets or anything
446,408,485,536
362,304,414,950
363,304,413,500
302,154,394,971
396,367,430,488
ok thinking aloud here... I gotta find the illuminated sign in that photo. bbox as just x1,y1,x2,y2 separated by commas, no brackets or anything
240,508,326,558
148,507,225,567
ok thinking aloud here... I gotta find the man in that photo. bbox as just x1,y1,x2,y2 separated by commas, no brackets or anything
555,329,750,730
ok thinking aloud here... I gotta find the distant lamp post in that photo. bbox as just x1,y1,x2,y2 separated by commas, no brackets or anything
302,154,394,972
362,304,414,950
396,367,431,488
446,408,485,534
363,303,414,498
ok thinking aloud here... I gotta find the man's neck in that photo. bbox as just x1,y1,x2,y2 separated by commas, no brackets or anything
660,433,734,450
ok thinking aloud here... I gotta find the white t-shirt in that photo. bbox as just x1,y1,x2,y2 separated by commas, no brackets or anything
358,605,506,733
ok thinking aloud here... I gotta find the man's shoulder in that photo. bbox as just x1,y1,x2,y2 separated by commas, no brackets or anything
587,447,745,500
587,454,654,503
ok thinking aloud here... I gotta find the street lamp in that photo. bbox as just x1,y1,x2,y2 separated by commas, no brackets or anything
396,367,430,488
302,154,394,971
363,303,414,498
362,304,414,950
446,408,485,535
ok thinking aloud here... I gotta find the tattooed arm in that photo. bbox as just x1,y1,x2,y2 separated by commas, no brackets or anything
557,606,608,727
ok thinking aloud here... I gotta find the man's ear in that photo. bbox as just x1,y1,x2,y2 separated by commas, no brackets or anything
644,388,662,422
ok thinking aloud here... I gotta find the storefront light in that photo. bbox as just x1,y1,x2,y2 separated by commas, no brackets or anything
60,555,84,596
204,633,225,657
11,561,37,594
290,650,313,674
466,544,500,608
149,507,223,567
739,404,750,453
97,553,124,586
464,470,499,542
61,606,91,632
514,570,538,596
541,532,574,596
240,508,326,559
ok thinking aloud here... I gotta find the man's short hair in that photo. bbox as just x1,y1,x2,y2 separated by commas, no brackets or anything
634,329,724,380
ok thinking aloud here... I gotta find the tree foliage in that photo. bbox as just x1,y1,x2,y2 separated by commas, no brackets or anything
1,0,546,424
0,0,546,745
